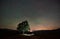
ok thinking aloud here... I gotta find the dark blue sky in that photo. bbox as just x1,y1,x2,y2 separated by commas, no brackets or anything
0,0,60,30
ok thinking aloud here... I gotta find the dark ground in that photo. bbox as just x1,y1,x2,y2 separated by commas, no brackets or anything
0,28,60,39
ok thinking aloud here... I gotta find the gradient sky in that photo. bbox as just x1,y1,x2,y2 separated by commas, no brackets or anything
0,0,60,31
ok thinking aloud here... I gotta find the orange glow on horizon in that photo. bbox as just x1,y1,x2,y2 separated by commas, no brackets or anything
29,25,58,32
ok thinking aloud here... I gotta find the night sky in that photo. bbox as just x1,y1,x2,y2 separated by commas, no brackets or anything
0,0,60,31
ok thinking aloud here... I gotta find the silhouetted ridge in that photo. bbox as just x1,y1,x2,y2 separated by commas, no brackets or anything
0,29,19,36
0,28,60,39
33,28,60,35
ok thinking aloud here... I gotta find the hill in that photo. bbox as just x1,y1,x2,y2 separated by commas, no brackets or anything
0,28,60,39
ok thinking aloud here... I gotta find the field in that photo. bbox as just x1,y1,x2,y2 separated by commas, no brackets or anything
0,28,60,39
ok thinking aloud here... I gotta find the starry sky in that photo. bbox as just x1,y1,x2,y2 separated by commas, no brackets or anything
0,0,60,31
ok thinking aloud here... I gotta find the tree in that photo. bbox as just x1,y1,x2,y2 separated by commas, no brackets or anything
17,20,30,34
